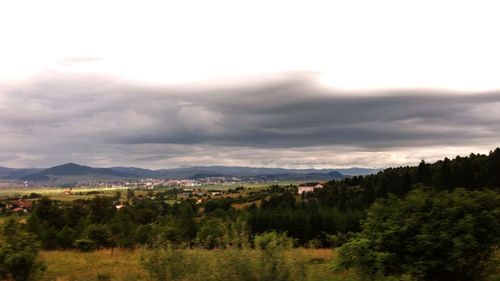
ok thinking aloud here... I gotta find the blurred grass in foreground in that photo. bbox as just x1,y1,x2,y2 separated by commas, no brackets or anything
39,248,355,281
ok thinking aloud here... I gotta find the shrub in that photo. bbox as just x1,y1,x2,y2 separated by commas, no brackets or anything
326,231,354,247
306,239,323,249
87,224,111,249
254,231,293,250
140,241,194,281
0,218,46,281
74,239,95,252
55,226,76,249
337,188,500,281
254,232,304,281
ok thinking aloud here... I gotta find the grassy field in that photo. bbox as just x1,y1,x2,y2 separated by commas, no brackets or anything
0,181,297,205
39,248,354,281
0,186,122,200
37,248,500,281
40,249,148,281
0,181,294,197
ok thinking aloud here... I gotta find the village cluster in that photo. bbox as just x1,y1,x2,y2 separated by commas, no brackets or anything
12,176,244,189
0,180,325,214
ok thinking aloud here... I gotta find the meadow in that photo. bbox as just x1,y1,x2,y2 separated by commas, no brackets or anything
0,181,282,200
39,248,354,281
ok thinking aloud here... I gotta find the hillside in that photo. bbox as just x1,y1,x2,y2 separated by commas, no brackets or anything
4,164,380,184
111,166,364,179
21,163,132,181
0,167,43,179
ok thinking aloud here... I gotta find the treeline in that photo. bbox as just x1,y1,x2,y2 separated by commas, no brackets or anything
309,148,500,211
27,196,201,250
25,194,361,250
22,148,500,250
248,191,363,245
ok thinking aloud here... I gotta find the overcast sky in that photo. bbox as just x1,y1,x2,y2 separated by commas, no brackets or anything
1,0,500,169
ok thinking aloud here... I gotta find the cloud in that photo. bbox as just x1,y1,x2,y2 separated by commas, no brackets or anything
60,57,103,66
0,73,499,168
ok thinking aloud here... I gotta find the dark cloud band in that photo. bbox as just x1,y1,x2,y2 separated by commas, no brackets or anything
1,73,499,167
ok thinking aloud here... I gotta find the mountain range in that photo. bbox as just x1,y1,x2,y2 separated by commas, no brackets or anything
0,163,381,183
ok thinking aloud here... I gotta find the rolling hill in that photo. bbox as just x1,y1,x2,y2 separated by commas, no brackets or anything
0,166,44,180
3,163,382,184
21,163,132,181
111,166,379,179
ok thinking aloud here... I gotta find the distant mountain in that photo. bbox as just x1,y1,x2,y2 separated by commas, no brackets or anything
190,173,226,179
0,166,44,180
110,166,351,180
247,171,345,181
2,163,379,184
21,163,132,181
155,166,376,178
108,167,160,178
331,167,382,176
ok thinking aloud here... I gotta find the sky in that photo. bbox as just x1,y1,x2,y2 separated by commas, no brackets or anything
1,0,500,169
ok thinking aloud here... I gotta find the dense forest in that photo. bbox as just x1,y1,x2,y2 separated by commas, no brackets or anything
1,149,499,281
314,148,500,208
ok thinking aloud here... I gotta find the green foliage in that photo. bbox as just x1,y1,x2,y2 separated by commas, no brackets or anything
141,240,194,281
134,224,153,245
55,226,76,249
88,197,116,224
326,232,354,247
254,232,303,281
306,238,324,249
0,218,46,281
74,239,95,252
33,197,67,229
108,210,136,248
318,148,500,211
261,191,296,209
178,203,197,248
196,217,227,249
248,207,364,245
203,199,233,213
141,233,308,281
337,188,500,281
204,249,260,281
86,224,111,249
254,231,293,250
226,216,250,248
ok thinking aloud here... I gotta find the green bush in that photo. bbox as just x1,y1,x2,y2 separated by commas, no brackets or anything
74,239,95,252
0,218,46,281
196,217,227,249
254,231,293,250
140,232,307,281
254,232,304,281
55,226,76,249
337,188,500,281
140,241,194,281
87,224,111,249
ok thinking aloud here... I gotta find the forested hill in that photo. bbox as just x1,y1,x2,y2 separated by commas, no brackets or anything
311,148,500,210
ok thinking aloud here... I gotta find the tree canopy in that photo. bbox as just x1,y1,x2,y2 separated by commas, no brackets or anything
337,188,500,281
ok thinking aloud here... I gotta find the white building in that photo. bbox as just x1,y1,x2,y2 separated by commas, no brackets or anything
297,184,324,194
